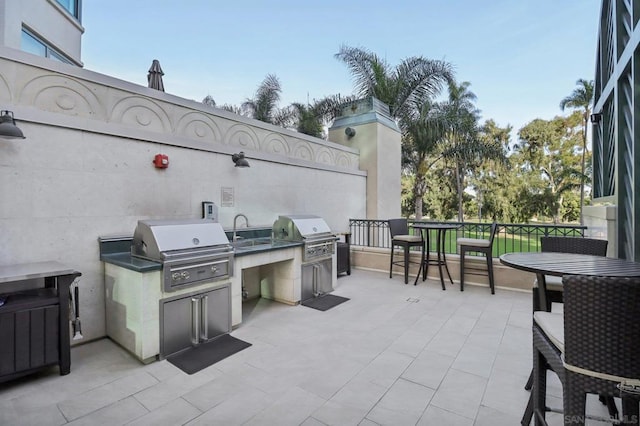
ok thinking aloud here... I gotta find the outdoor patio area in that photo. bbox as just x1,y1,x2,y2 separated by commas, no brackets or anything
0,269,615,425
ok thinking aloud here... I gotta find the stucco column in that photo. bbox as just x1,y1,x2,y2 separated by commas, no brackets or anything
328,97,401,220
583,205,617,257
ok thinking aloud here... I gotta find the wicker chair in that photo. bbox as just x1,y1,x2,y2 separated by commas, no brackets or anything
534,236,609,311
531,275,640,426
457,222,498,294
522,237,612,424
388,218,424,284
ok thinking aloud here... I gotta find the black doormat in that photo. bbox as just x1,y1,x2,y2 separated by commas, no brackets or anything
166,334,251,375
301,294,350,311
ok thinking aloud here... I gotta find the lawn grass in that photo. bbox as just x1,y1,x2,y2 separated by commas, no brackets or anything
419,227,574,257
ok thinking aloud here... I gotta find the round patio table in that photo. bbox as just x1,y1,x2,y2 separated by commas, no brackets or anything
500,252,640,311
411,223,459,290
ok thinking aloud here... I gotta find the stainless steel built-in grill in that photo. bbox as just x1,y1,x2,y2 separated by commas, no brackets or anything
272,214,336,262
272,215,336,300
131,219,234,293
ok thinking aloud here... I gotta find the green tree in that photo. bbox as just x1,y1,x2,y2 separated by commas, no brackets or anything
439,82,506,221
559,78,593,224
202,95,244,115
422,164,459,219
335,45,454,119
286,95,354,138
202,95,216,107
400,99,447,219
516,113,583,223
242,74,291,126
468,120,513,221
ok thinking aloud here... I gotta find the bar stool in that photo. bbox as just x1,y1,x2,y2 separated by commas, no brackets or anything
521,238,615,425
388,218,424,284
457,222,498,294
531,275,640,426
533,236,608,311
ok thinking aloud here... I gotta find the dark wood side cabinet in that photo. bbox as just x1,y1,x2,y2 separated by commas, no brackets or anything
337,233,351,276
0,262,81,383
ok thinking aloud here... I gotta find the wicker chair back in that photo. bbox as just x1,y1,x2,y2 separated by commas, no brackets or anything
540,236,608,256
388,218,410,238
563,275,640,379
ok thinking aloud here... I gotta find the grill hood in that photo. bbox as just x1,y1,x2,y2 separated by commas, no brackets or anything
272,215,333,241
131,219,231,261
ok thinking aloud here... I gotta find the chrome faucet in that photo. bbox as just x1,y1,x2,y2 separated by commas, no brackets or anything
232,214,249,242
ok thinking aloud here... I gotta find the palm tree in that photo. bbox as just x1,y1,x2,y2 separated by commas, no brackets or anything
439,81,506,221
442,81,480,221
242,74,291,126
335,45,454,120
559,78,594,225
400,100,447,219
202,95,216,107
287,95,354,138
202,95,244,115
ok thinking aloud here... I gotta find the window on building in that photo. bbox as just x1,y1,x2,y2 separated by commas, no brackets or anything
55,0,81,21
21,28,73,65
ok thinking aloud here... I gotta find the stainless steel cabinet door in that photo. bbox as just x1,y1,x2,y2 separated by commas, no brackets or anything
315,258,333,295
201,286,230,342
161,283,231,357
162,295,196,357
301,258,333,301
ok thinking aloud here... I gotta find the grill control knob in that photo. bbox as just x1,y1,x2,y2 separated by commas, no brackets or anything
211,266,218,273
172,272,181,281
181,271,190,280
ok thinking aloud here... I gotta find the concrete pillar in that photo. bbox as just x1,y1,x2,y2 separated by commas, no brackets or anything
583,205,617,257
328,97,401,220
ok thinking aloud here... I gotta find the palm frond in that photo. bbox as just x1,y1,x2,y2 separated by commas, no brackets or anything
335,45,387,99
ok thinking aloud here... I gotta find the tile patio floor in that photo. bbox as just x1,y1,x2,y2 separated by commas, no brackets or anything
0,269,614,425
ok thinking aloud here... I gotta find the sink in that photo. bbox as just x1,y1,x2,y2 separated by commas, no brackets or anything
232,237,273,249
231,237,301,255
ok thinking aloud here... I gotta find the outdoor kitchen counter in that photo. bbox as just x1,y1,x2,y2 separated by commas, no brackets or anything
232,240,302,257
231,243,304,327
99,234,306,329
99,235,161,273
99,236,301,270
100,253,161,273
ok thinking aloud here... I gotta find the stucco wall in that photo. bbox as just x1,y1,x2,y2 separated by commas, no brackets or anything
328,99,402,220
0,48,367,342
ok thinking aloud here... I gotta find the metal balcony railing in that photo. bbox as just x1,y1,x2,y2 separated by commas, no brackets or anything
348,219,587,257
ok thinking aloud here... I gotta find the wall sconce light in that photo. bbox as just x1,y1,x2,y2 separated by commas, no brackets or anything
590,112,602,123
345,127,356,138
0,110,26,139
231,151,250,167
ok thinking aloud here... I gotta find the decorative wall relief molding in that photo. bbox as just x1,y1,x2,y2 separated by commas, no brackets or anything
176,111,223,143
315,147,335,165
0,74,11,102
292,141,314,161
261,132,291,155
224,124,259,150
0,52,361,172
335,152,354,168
110,96,171,133
20,75,105,119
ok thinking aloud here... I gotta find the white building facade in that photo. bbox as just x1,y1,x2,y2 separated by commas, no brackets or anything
0,0,83,65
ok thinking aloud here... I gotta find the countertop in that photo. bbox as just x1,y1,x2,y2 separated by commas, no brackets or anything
99,235,303,271
100,253,162,273
0,261,79,284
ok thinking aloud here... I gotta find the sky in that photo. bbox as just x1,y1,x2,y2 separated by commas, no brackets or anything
81,0,601,142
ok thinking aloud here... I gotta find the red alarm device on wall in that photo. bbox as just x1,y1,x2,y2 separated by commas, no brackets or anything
153,154,169,168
